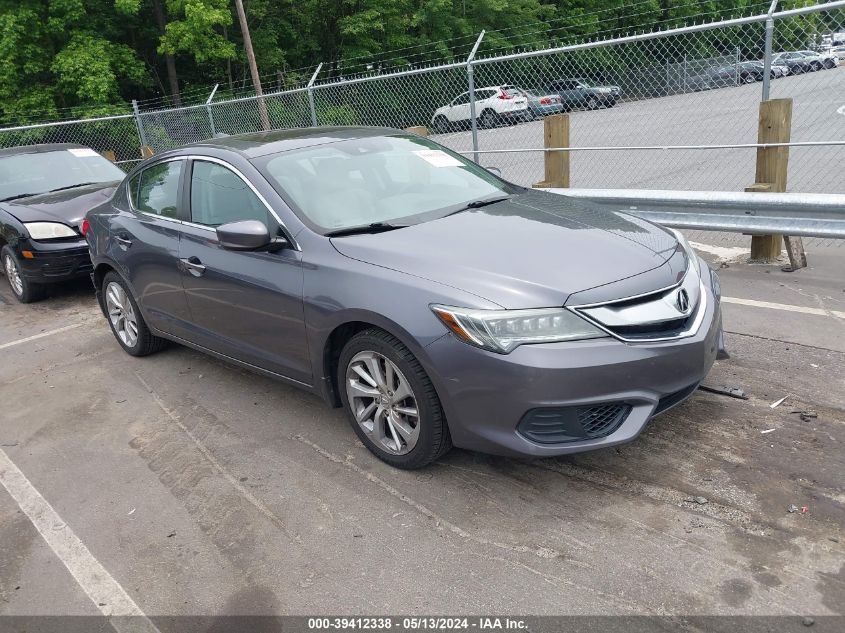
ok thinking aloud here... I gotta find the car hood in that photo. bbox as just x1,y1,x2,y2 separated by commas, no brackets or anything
330,189,684,309
3,181,118,230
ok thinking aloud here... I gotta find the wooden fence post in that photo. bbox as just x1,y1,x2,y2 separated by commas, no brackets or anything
405,126,429,136
748,98,794,262
532,114,569,188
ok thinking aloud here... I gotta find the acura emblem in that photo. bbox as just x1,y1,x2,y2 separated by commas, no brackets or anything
676,288,690,313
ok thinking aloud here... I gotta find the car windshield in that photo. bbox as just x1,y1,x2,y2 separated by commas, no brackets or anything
257,135,514,233
0,148,125,201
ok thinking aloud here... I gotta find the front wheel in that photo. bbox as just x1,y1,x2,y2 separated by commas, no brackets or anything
102,271,168,357
338,328,451,469
1,246,44,304
433,115,450,134
586,96,599,110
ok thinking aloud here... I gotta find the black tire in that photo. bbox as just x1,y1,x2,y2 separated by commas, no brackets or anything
479,109,497,129
433,115,449,134
1,245,45,304
743,73,755,84
586,96,598,110
338,328,451,469
811,61,822,72
824,59,835,69
101,271,168,357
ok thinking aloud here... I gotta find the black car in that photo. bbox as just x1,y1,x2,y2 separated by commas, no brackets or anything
547,78,620,110
709,61,768,87
0,144,124,302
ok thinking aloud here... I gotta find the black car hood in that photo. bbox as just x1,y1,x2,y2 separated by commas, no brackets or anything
3,181,118,230
330,188,686,309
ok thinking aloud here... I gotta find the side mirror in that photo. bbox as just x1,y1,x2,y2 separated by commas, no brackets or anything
216,220,272,251
485,166,503,178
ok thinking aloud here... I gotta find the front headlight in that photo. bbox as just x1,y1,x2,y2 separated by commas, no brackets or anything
670,228,701,277
24,222,78,240
431,305,606,354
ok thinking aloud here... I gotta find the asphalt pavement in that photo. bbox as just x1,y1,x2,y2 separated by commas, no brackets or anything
431,66,845,195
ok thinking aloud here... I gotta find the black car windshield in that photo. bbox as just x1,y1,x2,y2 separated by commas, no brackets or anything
0,148,125,201
257,135,513,233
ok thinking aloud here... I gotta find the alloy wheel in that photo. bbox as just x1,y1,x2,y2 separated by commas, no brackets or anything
105,281,139,348
345,351,420,455
3,254,23,297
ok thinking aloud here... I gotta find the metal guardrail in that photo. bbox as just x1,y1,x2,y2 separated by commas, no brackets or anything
546,189,845,239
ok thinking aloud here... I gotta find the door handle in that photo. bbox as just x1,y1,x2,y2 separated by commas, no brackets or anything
114,235,132,249
180,257,206,277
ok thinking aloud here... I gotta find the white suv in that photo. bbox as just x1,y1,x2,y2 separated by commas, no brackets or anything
431,85,529,133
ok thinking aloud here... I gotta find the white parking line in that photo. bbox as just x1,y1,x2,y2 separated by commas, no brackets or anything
722,296,845,319
0,448,159,632
0,322,87,351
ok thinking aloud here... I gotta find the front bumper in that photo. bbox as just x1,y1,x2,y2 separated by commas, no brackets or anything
16,238,92,283
422,274,723,458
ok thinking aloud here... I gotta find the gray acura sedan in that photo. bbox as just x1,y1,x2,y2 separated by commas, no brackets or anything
85,127,725,469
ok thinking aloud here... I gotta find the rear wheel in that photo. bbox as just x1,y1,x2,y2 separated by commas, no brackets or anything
1,246,44,304
743,73,755,84
824,59,835,69
811,61,822,71
338,328,451,469
586,96,599,110
479,109,497,129
102,271,167,357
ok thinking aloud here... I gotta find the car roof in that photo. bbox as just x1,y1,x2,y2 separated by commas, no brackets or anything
0,142,88,158
189,126,407,158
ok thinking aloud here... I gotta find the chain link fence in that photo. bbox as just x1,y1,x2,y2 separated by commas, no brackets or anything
1,1,842,220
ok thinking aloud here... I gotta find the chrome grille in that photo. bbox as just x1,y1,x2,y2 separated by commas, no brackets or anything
571,268,705,343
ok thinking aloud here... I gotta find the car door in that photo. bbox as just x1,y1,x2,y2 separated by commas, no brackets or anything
447,92,471,123
176,157,311,384
111,158,193,336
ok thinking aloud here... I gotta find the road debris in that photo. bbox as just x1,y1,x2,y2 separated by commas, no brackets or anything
127,508,136,516
770,395,788,409
802,616,815,627
685,496,709,505
788,504,799,513
791,410,818,421
760,428,776,434
699,384,748,400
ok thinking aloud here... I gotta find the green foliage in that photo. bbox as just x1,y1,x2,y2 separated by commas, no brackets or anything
0,0,840,128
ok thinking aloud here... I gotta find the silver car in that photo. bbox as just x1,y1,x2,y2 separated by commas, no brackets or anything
85,127,725,469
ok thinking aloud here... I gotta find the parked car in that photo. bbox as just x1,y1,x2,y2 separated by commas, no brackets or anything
547,78,620,110
86,127,725,469
771,51,814,74
709,61,782,86
431,85,528,132
0,144,124,303
515,87,566,119
802,49,840,69
830,45,845,60
772,50,837,73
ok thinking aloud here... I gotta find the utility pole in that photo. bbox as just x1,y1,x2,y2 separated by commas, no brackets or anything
234,0,270,130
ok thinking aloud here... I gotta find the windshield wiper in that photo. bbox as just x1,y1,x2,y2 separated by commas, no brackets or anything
46,182,98,193
442,194,512,218
0,192,43,202
325,222,408,237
